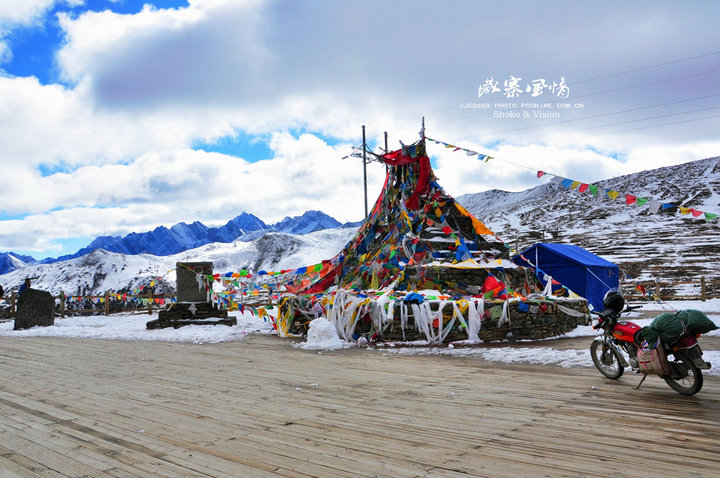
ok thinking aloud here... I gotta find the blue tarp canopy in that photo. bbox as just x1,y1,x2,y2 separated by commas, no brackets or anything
512,243,619,310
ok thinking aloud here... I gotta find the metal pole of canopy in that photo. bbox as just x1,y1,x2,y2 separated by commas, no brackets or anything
362,125,368,218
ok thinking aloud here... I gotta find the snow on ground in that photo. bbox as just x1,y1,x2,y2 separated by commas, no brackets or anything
382,346,720,377
0,311,275,344
0,300,718,376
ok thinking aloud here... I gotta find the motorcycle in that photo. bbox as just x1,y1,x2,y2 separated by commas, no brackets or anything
590,302,712,396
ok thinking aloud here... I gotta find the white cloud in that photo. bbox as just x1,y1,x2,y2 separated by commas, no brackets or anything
3,0,720,258
0,0,56,27
0,133,386,252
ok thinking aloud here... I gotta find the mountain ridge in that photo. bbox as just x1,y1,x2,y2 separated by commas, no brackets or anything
0,210,357,274
459,155,720,284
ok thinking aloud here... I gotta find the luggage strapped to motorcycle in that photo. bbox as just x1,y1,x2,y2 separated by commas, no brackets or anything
637,337,671,375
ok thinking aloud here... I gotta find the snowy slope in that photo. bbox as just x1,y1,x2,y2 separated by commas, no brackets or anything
0,228,356,296
459,156,720,284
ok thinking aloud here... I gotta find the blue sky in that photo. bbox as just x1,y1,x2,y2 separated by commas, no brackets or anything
1,0,720,259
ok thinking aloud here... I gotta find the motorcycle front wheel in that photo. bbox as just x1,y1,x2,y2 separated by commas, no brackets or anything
590,340,624,379
663,352,703,396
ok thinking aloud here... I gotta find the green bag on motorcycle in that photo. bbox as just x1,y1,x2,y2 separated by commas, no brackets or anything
640,309,718,349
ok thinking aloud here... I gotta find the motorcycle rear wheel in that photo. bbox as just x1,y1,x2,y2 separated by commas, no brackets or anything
663,352,703,396
590,340,624,379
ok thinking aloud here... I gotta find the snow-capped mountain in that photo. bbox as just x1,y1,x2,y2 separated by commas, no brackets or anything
31,210,349,267
0,228,357,297
459,155,720,284
270,210,342,234
0,252,37,275
43,212,270,263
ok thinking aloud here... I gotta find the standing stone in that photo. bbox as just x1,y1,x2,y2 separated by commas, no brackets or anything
14,289,55,330
176,262,214,303
147,261,233,329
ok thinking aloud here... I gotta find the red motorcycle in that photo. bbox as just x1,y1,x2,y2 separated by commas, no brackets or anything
590,291,711,396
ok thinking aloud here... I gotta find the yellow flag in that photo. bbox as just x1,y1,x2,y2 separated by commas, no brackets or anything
679,207,691,215
607,190,620,200
370,272,379,290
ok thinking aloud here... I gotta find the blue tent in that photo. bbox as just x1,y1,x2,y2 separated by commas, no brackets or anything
512,243,619,310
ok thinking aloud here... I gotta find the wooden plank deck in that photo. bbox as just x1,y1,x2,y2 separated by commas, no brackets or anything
0,334,718,477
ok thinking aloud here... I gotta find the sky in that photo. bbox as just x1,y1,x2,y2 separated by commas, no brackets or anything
1,0,720,260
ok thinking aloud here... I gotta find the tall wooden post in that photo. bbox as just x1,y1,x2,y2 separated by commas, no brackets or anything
362,125,368,218
701,276,706,302
104,291,110,316
59,292,65,318
10,292,16,318
148,289,154,315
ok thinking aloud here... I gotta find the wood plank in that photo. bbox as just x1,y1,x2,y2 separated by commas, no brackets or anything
0,334,717,477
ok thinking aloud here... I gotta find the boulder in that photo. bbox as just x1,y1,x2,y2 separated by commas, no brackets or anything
14,288,55,330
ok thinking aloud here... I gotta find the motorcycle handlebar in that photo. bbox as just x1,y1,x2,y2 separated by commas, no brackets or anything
591,304,641,328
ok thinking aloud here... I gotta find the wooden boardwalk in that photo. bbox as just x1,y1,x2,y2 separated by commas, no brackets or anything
0,335,718,477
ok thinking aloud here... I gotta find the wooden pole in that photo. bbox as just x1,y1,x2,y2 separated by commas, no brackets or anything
104,291,110,316
701,276,706,302
362,125,368,218
655,281,660,299
148,289,153,315
10,292,16,318
59,292,65,318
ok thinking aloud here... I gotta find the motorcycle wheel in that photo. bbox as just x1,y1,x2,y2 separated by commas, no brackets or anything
663,352,703,396
590,340,624,379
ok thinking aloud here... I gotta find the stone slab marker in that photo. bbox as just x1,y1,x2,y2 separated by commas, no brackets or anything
14,289,55,330
176,262,213,303
147,261,234,329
